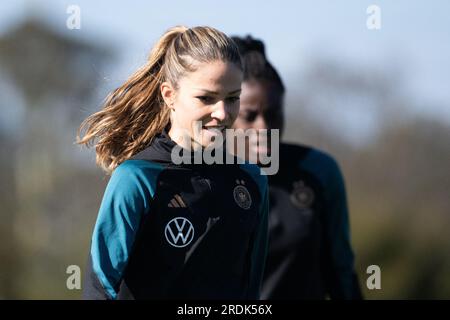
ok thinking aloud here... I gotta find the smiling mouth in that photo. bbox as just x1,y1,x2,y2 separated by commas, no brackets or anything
202,125,226,132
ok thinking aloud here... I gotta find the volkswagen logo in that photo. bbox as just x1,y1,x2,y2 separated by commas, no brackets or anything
164,217,195,248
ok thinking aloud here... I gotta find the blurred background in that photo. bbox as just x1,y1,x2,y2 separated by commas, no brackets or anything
0,0,449,299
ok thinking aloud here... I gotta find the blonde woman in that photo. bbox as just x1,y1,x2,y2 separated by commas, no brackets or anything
78,26,269,300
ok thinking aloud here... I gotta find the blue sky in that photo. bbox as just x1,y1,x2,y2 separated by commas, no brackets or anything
1,0,449,133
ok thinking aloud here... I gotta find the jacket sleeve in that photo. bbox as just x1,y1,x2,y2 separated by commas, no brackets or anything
322,157,362,299
83,162,154,300
247,177,269,299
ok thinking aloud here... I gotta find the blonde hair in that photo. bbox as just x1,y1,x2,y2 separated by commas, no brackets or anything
77,26,242,174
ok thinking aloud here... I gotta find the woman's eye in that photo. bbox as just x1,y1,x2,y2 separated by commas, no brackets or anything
226,96,240,103
197,96,214,104
240,111,258,122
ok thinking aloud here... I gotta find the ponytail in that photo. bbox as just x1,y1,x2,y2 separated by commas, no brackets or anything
77,26,187,174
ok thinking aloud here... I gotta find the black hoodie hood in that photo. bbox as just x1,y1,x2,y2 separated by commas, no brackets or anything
131,129,234,168
131,129,177,164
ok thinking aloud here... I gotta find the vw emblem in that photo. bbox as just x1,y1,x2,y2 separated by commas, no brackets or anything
164,217,195,248
233,185,252,210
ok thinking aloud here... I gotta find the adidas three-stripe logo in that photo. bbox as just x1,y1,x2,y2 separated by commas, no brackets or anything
168,194,187,208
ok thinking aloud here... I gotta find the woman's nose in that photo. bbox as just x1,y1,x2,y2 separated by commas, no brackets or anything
211,101,227,121
253,114,268,130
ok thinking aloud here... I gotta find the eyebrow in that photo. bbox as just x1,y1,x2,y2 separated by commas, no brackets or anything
194,88,242,95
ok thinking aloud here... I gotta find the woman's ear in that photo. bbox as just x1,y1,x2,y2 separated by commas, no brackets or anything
161,82,175,110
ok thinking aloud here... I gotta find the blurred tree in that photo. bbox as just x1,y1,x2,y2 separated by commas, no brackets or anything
0,17,114,298
283,57,450,299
